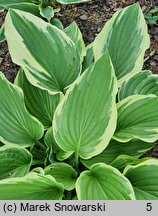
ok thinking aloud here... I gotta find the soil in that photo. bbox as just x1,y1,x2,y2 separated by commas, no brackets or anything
0,0,158,157
0,11,18,82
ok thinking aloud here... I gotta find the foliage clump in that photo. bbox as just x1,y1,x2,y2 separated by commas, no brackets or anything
0,3,158,200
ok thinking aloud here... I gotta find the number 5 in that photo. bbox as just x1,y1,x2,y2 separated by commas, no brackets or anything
146,203,152,211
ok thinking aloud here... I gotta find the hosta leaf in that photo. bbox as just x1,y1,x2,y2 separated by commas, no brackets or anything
1,3,40,17
0,145,32,180
44,129,73,163
64,21,86,63
118,70,158,101
44,127,60,163
39,6,54,21
44,129,74,164
0,24,5,42
0,0,32,7
81,139,154,169
45,128,74,163
50,18,63,30
82,43,94,72
114,95,158,143
0,73,44,147
56,0,90,4
31,167,44,175
5,9,80,94
124,159,158,200
93,3,150,84
0,172,64,200
53,53,117,159
15,68,60,129
76,163,135,200
111,155,149,173
45,145,55,164
56,150,73,161
44,127,60,152
45,163,77,191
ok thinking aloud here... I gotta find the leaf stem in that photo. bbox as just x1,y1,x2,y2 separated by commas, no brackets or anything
75,151,79,172
36,140,46,150
32,160,44,165
30,143,35,152
32,150,45,160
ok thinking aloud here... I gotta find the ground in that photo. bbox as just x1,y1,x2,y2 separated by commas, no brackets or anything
0,0,158,157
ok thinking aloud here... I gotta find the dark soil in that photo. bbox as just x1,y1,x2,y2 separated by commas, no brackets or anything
0,0,158,157
0,11,18,82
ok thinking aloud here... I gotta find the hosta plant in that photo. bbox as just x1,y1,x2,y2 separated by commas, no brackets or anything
0,0,90,20
1,3,158,200
0,0,90,41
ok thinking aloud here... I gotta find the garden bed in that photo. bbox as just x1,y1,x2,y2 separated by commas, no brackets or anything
0,0,158,200
0,0,158,158
1,0,158,81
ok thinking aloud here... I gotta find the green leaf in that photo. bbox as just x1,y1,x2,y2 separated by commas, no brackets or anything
56,150,73,161
44,127,60,163
0,0,32,7
147,19,157,25
0,172,64,200
44,127,60,152
5,9,80,94
124,159,158,200
144,14,152,19
50,18,63,29
82,43,94,72
45,145,55,164
15,68,60,129
93,3,150,85
44,127,72,164
76,163,135,200
118,70,158,101
149,8,158,14
56,0,90,4
53,53,118,159
0,73,44,147
0,24,5,42
64,21,86,63
0,6,4,11
81,139,155,169
50,0,56,4
111,155,149,173
45,163,77,190
31,167,44,175
3,3,40,17
153,15,158,21
0,145,32,180
53,7,60,14
114,95,158,143
45,127,73,163
39,6,54,21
